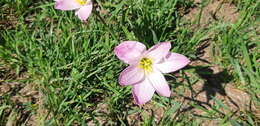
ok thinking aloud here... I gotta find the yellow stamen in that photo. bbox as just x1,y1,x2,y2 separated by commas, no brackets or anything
75,0,87,5
139,58,153,74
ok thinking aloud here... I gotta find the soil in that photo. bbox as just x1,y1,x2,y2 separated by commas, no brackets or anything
184,0,239,27
0,61,47,125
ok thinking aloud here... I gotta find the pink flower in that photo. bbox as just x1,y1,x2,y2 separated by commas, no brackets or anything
55,0,93,21
114,41,190,105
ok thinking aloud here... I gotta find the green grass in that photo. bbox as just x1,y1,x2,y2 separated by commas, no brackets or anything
0,0,259,125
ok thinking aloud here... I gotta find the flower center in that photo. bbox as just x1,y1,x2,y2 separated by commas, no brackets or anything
139,58,153,73
75,0,87,5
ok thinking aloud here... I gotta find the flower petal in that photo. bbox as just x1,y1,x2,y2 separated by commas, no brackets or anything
147,69,171,97
145,42,171,63
132,78,155,105
55,0,81,10
155,53,190,73
119,65,145,86
75,3,93,21
114,41,146,64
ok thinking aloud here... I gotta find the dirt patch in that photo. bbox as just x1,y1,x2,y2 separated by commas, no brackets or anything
180,82,259,114
0,7,18,30
0,81,41,125
86,103,109,125
0,63,18,82
123,102,166,125
184,0,239,26
180,1,260,123
177,38,260,124
0,60,48,125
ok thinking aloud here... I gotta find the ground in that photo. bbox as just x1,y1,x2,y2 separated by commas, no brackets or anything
0,0,259,125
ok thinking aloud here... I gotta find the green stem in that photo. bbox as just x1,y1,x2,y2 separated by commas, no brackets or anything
93,9,117,41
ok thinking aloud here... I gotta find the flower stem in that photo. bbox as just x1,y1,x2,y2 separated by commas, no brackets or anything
93,9,117,41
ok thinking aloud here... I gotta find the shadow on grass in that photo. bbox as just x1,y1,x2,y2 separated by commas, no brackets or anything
174,66,242,119
0,34,5,46
77,86,133,125
120,1,193,46
195,66,231,102
131,18,177,46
